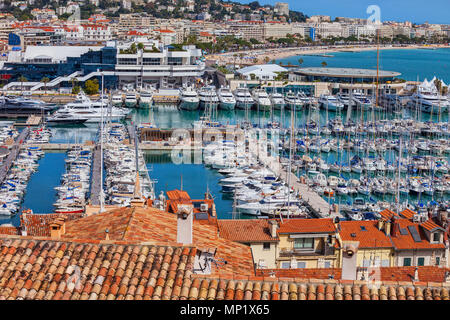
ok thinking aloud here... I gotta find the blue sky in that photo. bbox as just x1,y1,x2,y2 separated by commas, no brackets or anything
233,0,450,24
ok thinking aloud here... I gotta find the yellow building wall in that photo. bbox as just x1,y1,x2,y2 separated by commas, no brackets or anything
354,248,394,267
250,243,277,269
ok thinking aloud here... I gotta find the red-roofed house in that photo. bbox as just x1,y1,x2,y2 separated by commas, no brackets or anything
276,218,339,269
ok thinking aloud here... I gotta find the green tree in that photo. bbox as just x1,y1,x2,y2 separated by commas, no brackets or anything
321,61,328,67
137,43,144,50
298,58,304,67
84,79,99,95
72,85,81,94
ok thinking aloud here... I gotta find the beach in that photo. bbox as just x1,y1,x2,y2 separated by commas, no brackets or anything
208,44,449,65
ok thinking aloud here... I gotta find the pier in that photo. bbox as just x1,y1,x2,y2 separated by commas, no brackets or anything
249,137,343,219
0,128,30,184
89,145,102,206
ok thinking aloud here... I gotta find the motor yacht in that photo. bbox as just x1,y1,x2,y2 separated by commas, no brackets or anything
234,87,255,110
179,86,200,110
319,94,345,112
139,91,153,108
198,85,219,109
270,92,285,110
217,86,236,110
285,91,303,111
124,92,138,108
252,89,271,111
51,92,129,122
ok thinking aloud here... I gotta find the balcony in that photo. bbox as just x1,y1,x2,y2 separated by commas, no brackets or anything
279,246,335,257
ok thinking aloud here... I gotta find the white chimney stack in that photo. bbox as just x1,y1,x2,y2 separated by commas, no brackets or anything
177,204,194,245
269,220,278,238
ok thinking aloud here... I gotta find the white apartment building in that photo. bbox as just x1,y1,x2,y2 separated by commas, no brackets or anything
229,23,264,42
263,22,292,40
115,39,205,88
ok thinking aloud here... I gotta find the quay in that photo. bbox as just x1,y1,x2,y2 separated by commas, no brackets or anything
0,128,30,184
89,145,102,206
249,135,343,219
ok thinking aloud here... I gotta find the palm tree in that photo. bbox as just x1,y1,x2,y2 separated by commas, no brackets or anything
264,56,270,64
18,76,27,92
71,77,79,92
298,58,304,67
321,61,328,68
41,77,50,94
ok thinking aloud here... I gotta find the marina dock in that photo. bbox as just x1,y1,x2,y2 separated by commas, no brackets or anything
250,142,343,219
0,128,30,184
89,145,102,206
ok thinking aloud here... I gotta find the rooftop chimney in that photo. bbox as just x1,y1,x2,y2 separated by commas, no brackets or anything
377,219,384,231
269,220,278,238
385,220,391,236
414,267,419,282
49,217,66,239
177,204,194,245
105,228,109,240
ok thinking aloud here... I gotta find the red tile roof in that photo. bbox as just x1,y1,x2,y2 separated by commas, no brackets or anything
218,219,278,242
0,236,447,300
257,268,341,280
62,207,255,277
379,209,398,220
278,218,335,234
339,220,393,248
420,219,445,232
256,266,450,283
390,219,445,250
400,209,416,220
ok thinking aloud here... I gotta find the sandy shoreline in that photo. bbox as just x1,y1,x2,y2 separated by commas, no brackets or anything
209,44,449,65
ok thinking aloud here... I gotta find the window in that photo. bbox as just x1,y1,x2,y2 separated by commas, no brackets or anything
433,232,440,243
403,257,411,266
436,257,440,266
143,58,161,65
168,57,183,65
381,260,389,267
297,262,306,268
417,257,425,266
263,242,270,250
324,261,331,268
293,238,314,249
362,259,370,267
281,262,290,269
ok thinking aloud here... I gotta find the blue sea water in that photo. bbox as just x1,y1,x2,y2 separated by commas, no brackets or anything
276,48,450,83
144,151,246,219
0,151,66,226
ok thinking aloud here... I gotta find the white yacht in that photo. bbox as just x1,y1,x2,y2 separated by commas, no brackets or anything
217,86,236,110
319,93,345,112
337,92,351,106
409,78,449,113
179,86,199,110
270,92,285,110
234,87,254,110
198,86,219,109
138,91,153,108
111,93,123,107
252,89,271,111
285,91,303,111
124,92,138,108
52,92,129,122
349,90,373,110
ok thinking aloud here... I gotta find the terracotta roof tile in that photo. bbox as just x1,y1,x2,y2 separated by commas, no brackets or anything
218,219,278,242
278,218,336,234
62,207,254,277
339,220,393,248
